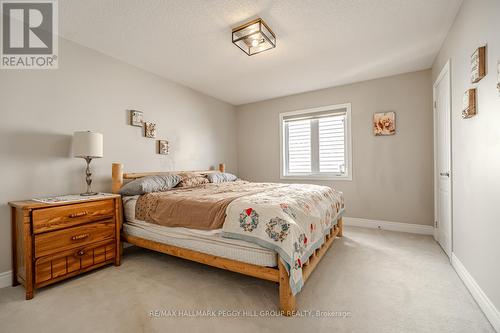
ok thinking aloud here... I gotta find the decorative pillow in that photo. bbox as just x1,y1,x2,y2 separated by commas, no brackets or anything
176,172,209,188
119,174,181,196
206,172,238,183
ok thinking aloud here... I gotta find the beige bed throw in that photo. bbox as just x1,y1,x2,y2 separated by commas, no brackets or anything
135,181,285,230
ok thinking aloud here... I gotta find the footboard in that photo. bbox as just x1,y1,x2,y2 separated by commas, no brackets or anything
279,217,343,315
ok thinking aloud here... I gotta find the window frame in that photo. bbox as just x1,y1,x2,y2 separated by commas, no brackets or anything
279,103,353,181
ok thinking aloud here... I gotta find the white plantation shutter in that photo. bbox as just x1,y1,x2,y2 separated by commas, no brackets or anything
286,119,311,173
282,104,351,179
319,115,345,173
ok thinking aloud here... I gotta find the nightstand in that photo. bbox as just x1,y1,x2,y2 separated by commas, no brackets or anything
9,194,122,299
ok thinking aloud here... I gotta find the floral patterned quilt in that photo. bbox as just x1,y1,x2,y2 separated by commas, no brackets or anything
222,183,344,295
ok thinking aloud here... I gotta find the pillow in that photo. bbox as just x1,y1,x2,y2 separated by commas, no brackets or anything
119,174,181,196
206,172,238,183
176,172,209,188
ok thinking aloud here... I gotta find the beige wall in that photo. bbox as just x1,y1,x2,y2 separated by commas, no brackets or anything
432,0,500,317
0,38,237,274
236,70,434,226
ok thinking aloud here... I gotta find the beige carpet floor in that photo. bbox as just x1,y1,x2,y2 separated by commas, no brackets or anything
0,226,494,333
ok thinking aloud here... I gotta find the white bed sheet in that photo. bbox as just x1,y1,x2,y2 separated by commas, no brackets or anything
122,196,277,267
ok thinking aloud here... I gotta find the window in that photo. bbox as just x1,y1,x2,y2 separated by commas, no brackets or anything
280,103,352,180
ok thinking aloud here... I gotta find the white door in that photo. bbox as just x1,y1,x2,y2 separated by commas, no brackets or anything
434,61,452,258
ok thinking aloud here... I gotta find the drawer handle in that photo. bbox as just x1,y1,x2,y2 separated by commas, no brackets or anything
77,250,85,256
71,233,90,241
69,211,88,218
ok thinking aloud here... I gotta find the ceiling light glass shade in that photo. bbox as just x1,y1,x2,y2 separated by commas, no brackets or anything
232,18,276,56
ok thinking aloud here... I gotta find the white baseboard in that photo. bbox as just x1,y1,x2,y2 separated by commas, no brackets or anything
451,253,500,332
0,270,12,289
343,217,434,235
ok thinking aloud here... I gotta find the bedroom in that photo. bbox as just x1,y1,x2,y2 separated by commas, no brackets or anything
0,0,499,332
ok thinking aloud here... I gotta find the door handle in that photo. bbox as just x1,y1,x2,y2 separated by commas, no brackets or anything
440,172,450,177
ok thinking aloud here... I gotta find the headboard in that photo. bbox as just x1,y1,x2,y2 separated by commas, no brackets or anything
111,163,226,194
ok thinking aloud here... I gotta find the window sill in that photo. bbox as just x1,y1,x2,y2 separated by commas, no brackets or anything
280,174,352,181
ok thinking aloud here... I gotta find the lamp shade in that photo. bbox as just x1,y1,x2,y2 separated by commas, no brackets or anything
72,131,103,158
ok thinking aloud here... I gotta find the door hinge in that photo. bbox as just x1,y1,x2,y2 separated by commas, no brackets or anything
435,220,438,228
434,101,437,109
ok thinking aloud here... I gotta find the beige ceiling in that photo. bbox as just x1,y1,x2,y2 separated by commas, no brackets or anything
59,0,462,105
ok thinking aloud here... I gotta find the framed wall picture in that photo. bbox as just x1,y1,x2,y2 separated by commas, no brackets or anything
497,60,500,95
144,122,157,138
158,140,169,155
462,88,477,119
471,46,486,83
129,110,143,127
373,112,396,136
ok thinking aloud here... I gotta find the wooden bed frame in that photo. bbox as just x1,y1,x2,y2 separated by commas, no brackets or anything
111,163,343,316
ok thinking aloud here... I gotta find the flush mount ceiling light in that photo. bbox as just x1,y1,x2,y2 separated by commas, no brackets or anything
232,18,276,56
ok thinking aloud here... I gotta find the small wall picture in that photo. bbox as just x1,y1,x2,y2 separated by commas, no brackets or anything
462,88,477,119
471,46,486,83
144,122,157,138
373,112,396,136
497,60,500,96
129,110,143,127
158,140,169,155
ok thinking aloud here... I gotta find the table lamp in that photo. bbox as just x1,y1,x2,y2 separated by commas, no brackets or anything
72,131,103,196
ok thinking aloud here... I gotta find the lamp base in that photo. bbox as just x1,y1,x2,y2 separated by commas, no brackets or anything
80,192,99,196
80,157,99,197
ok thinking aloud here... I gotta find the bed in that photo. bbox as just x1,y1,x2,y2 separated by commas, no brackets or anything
112,163,344,315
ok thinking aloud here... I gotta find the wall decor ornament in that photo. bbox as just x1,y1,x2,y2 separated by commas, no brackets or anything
373,111,396,136
462,88,477,119
158,140,169,155
129,110,143,127
471,46,486,83
497,60,500,95
144,122,157,138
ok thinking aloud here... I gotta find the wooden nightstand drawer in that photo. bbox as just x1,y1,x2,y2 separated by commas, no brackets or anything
35,240,116,286
34,219,115,258
9,194,121,299
32,200,114,234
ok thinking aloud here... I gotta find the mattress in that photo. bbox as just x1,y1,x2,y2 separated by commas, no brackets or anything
122,196,277,267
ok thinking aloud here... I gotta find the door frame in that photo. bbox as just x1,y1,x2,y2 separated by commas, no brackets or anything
432,59,453,255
